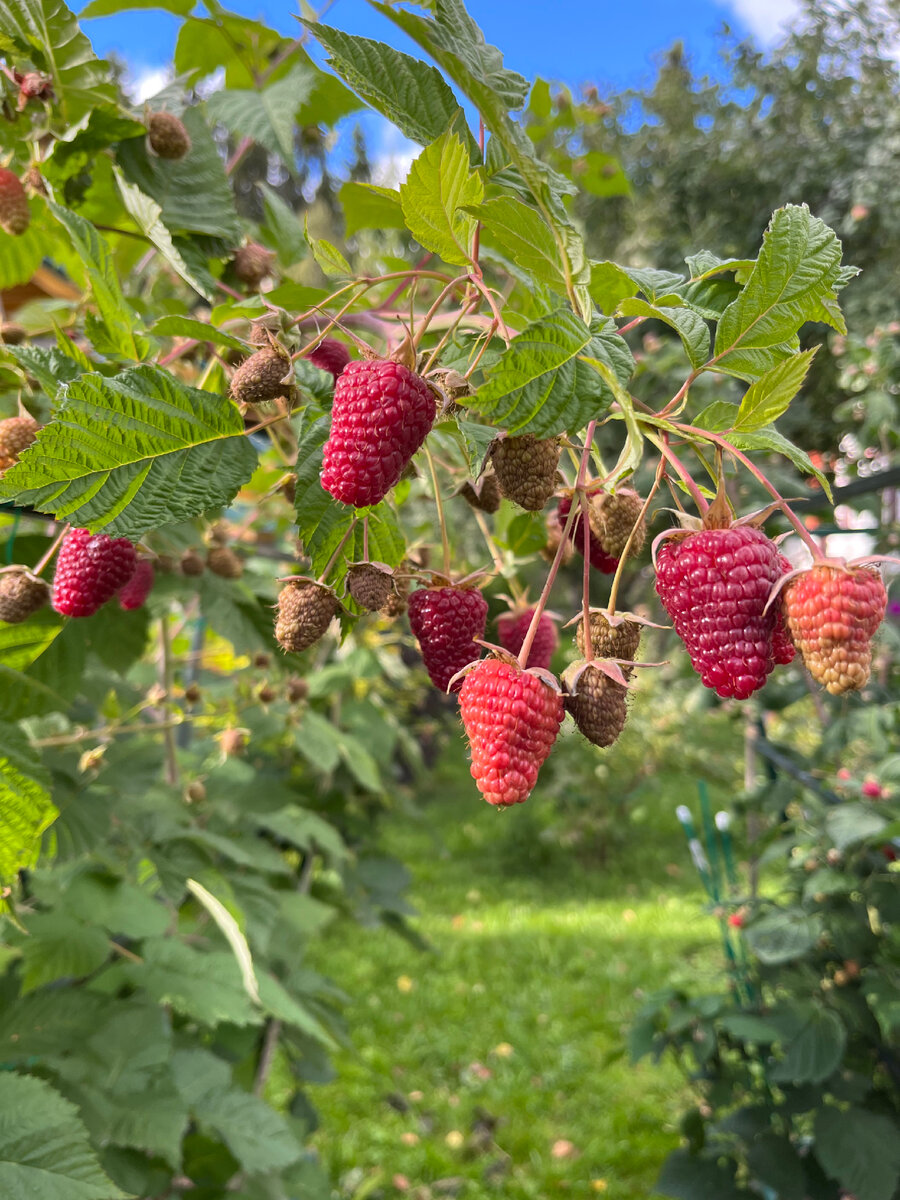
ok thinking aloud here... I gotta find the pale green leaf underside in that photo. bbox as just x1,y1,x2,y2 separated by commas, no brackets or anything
0,364,258,539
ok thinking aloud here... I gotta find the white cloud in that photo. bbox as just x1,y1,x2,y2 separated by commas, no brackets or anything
124,65,171,104
716,0,803,43
370,118,417,187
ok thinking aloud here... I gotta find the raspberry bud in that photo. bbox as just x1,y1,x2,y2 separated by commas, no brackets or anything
275,579,338,653
0,568,50,624
490,434,560,511
0,415,40,472
147,111,192,160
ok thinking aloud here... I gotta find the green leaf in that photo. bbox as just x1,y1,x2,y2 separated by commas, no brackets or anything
206,66,316,161
81,0,194,14
692,400,739,433
121,937,259,1026
255,805,348,861
151,315,247,352
685,250,755,282
48,203,150,361
0,1072,126,1198
339,182,405,237
717,1012,783,1043
589,260,639,315
19,912,110,991
256,973,335,1047
305,22,466,147
727,426,833,500
470,195,566,293
474,310,627,436
3,344,86,397
291,417,404,585
746,1133,805,1200
259,184,307,265
814,1106,900,1200
114,168,217,301
116,106,241,242
617,296,710,369
0,0,116,125
825,802,887,850
0,222,45,289
863,977,900,1040
173,13,281,88
302,215,350,278
0,365,258,539
0,724,56,882
0,610,64,672
656,1148,745,1200
713,205,846,380
744,907,821,965
733,348,817,431
196,1086,302,1174
770,1007,846,1084
400,128,483,266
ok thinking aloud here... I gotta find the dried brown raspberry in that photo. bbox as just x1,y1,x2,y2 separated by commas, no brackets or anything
490,434,560,511
233,242,275,289
180,549,205,576
286,675,309,702
207,546,243,579
588,489,647,558
275,579,338,653
575,611,641,670
541,508,574,565
0,322,26,345
347,562,395,611
147,111,192,160
0,568,49,623
563,662,628,748
459,472,502,514
184,683,202,704
0,415,40,471
380,571,409,618
231,348,290,405
257,682,276,704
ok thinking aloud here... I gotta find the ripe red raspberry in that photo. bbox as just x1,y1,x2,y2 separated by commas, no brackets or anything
52,528,137,617
556,496,619,574
490,434,560,511
306,338,351,379
118,559,155,610
0,169,30,237
861,779,883,799
655,525,782,699
496,606,558,669
772,554,796,665
320,359,436,508
782,564,887,694
459,657,564,806
0,415,40,472
408,585,488,693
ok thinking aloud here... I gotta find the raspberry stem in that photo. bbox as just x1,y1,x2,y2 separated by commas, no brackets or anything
317,519,358,584
411,276,470,350
518,421,597,668
644,431,710,515
673,422,824,558
33,523,70,576
578,490,594,661
423,444,451,577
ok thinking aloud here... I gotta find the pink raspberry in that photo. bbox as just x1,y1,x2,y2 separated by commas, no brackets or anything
307,338,351,379
496,607,558,669
118,559,155,610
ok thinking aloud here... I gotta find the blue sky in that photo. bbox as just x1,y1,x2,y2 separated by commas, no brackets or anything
84,0,799,99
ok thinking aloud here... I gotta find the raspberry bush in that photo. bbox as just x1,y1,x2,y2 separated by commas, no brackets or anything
0,0,895,1193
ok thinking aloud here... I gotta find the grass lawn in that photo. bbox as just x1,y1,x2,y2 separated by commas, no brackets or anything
309,707,744,1200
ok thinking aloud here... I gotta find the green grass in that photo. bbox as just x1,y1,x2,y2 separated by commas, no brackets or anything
308,707,744,1199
